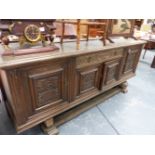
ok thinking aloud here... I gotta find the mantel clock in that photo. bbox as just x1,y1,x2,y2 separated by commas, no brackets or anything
0,19,57,53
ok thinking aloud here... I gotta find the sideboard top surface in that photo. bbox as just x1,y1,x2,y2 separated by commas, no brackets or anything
0,39,146,69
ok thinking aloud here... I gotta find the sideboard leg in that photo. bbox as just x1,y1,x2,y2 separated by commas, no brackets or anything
41,118,59,135
120,81,128,93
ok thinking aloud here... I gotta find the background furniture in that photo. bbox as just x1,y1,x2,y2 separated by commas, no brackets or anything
142,39,155,59
56,19,109,47
0,40,145,134
108,19,135,37
151,56,155,68
134,19,144,30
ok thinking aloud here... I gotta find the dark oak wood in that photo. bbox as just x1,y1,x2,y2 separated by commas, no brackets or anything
0,40,145,134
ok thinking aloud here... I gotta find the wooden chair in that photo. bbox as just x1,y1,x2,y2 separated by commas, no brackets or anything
57,19,110,47
86,19,110,45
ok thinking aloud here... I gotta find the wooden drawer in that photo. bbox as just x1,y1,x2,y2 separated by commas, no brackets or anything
76,48,124,68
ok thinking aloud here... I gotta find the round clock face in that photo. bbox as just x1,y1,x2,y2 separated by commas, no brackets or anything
24,24,41,42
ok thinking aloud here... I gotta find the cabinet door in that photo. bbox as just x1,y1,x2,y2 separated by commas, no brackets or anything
8,59,69,126
102,58,122,87
122,45,142,76
75,65,102,98
29,66,68,112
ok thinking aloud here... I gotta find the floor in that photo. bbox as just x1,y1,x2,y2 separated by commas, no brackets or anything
0,49,155,135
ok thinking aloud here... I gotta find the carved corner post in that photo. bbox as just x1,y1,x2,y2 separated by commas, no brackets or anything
41,118,59,135
119,81,128,93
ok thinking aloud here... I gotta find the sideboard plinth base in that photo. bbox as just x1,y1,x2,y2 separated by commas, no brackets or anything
41,118,59,135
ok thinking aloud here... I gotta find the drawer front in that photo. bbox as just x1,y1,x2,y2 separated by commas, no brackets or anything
76,48,124,68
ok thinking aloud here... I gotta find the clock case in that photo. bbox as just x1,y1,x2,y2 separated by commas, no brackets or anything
0,19,59,56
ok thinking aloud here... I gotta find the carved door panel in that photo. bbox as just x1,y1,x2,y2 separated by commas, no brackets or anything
102,58,122,87
20,59,69,115
29,67,68,112
122,45,141,76
75,65,102,98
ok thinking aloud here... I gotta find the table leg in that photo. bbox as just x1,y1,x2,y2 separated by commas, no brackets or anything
76,19,80,49
143,49,147,59
86,25,90,41
151,56,155,68
61,21,65,44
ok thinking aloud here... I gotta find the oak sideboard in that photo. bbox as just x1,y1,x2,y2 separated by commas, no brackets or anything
0,40,145,134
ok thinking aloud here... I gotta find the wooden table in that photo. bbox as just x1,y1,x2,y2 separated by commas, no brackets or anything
142,38,155,59
141,38,155,68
